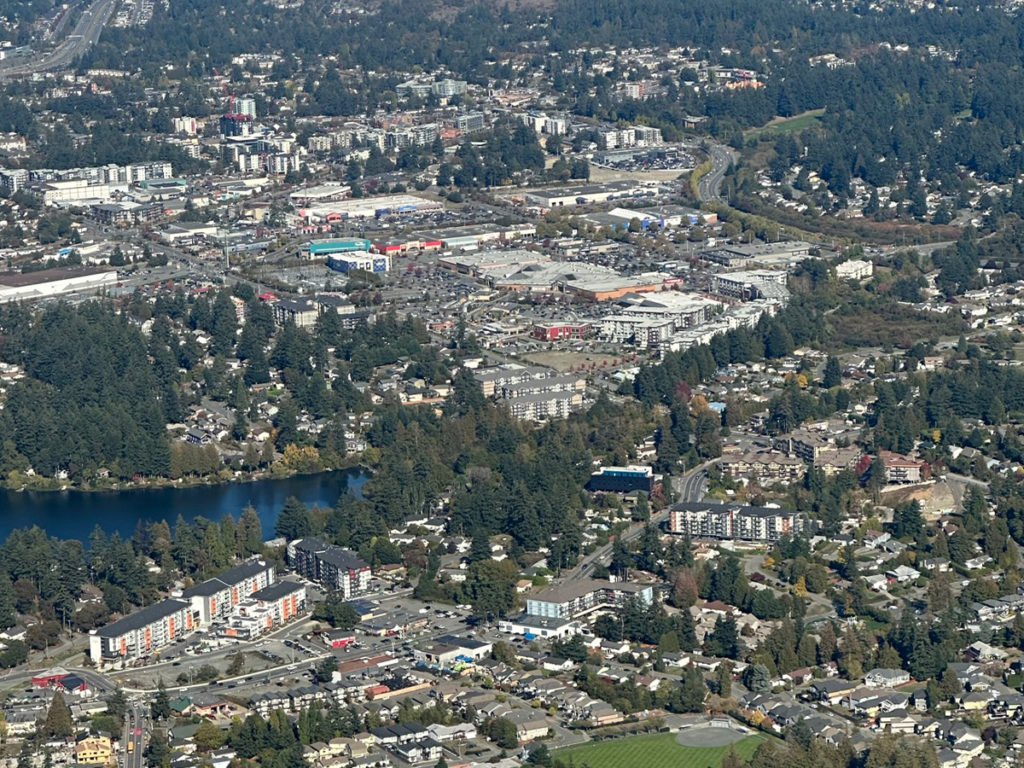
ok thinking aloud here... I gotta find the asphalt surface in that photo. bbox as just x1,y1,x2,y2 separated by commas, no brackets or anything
697,144,736,203
0,0,117,76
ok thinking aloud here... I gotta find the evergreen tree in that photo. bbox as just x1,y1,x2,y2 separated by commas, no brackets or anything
704,614,740,659
0,572,16,630
275,497,314,541
240,506,263,554
151,681,171,721
43,691,73,738
468,532,492,563
823,356,842,388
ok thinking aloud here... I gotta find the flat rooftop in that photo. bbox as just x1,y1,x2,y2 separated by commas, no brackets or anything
0,266,115,288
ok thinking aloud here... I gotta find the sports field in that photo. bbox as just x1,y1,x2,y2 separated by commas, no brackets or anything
556,731,766,768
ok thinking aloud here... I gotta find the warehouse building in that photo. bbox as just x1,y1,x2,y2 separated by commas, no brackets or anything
0,268,119,304
524,181,651,209
307,238,372,258
702,241,813,270
371,237,443,256
297,194,442,223
710,270,790,302
326,253,390,274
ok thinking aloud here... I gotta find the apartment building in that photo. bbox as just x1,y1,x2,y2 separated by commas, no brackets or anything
532,322,592,341
273,298,319,328
454,112,486,133
182,558,276,626
89,599,193,664
878,450,930,484
223,580,308,639
473,364,586,421
774,431,831,462
287,538,372,598
718,452,805,486
586,465,655,493
835,259,873,280
710,270,790,302
669,502,804,541
75,736,113,765
526,579,654,620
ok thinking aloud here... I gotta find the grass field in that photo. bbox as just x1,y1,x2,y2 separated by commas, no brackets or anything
556,732,766,768
745,108,825,139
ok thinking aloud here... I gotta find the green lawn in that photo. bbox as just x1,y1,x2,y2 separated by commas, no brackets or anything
745,108,825,139
557,732,766,768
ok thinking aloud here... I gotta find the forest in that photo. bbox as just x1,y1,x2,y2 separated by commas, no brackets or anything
0,289,425,485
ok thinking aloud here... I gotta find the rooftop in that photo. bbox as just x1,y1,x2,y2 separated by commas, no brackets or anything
95,599,190,638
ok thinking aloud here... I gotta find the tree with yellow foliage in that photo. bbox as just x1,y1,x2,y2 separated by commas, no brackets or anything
282,444,323,473
793,575,808,597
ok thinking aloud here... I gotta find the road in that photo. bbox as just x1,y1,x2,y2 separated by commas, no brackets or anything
0,0,117,76
566,464,708,581
697,144,736,203
122,703,145,768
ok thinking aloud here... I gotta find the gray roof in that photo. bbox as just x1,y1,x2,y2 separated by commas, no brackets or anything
253,580,305,602
318,547,369,571
96,599,190,638
182,559,273,597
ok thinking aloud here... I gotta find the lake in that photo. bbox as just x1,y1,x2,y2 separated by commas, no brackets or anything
0,468,368,543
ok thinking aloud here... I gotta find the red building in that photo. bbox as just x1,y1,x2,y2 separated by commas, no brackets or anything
371,238,443,256
31,667,69,688
532,322,592,341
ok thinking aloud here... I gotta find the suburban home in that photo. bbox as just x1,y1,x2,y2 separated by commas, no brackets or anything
958,690,992,711
392,737,443,764
966,641,1007,662
809,678,859,705
542,656,575,672
875,708,917,734
864,668,911,688
503,710,550,743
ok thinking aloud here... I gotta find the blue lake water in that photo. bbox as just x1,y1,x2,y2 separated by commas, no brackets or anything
0,468,368,542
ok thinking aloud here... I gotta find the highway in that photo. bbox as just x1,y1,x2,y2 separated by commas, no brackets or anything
697,144,737,203
0,0,117,76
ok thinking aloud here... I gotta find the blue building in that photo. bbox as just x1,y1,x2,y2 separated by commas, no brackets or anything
586,465,655,494
327,253,390,274
307,239,372,258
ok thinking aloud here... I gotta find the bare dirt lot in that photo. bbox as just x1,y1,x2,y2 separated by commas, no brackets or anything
587,166,691,183
523,350,623,373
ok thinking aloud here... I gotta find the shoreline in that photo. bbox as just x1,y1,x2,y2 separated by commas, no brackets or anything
3,460,372,495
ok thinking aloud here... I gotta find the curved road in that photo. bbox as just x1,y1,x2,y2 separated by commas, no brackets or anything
567,464,708,581
0,0,117,77
697,144,737,203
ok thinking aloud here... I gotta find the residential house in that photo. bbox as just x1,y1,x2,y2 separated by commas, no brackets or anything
864,668,911,688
